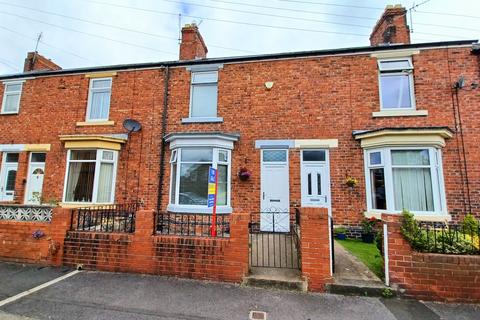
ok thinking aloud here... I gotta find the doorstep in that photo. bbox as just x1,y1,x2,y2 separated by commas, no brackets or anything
242,267,307,292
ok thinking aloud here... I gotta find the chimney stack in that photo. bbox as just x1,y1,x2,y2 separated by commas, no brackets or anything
179,23,208,60
23,52,62,72
370,5,410,46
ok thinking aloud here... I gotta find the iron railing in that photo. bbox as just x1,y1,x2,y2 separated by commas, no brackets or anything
249,210,301,269
71,203,138,233
405,220,480,255
155,212,230,238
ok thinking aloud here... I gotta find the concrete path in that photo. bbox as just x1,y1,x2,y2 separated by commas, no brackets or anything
0,262,478,320
334,240,384,285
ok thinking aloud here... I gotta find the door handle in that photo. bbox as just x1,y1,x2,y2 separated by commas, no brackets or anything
262,192,265,200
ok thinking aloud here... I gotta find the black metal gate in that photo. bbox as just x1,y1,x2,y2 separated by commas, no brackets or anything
330,215,335,273
249,210,301,269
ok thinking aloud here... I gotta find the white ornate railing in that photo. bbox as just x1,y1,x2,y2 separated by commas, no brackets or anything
0,205,54,222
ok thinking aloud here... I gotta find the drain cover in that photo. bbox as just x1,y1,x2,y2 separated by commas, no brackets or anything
249,310,267,320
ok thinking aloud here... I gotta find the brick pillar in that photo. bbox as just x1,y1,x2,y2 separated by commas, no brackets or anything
13,152,29,204
300,207,333,291
48,207,73,266
223,212,249,282
128,209,155,273
381,213,413,290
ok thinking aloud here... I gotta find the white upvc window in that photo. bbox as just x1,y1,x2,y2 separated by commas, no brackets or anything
364,147,447,215
86,78,112,121
378,58,415,110
169,147,231,213
63,149,118,204
1,81,23,114
189,71,218,118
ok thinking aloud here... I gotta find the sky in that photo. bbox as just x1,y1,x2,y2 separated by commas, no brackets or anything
0,0,479,75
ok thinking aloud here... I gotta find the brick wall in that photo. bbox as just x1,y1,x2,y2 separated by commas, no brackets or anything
300,207,333,291
0,208,71,264
0,45,478,227
383,214,480,303
62,210,250,282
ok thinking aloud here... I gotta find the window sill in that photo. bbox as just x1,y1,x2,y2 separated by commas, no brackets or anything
167,204,232,214
0,111,19,115
181,117,223,124
59,202,113,209
372,110,428,117
76,121,115,127
364,211,451,222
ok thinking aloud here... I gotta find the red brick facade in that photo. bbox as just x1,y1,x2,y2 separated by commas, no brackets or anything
383,214,480,302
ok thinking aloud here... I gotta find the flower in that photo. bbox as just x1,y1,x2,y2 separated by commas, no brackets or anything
345,176,358,187
238,167,252,180
32,230,45,239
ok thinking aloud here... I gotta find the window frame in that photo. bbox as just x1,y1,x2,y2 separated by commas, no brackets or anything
168,147,232,213
377,57,416,111
189,71,219,119
1,81,24,114
62,149,118,204
86,77,113,122
364,146,447,215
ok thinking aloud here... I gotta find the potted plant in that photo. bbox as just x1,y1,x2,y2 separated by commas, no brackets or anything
334,227,347,240
345,176,358,188
238,167,252,181
361,217,377,243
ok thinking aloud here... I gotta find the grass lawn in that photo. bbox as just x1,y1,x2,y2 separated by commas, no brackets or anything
336,239,384,279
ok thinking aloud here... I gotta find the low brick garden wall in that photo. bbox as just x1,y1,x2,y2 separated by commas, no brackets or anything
0,207,71,265
383,214,480,303
62,210,250,283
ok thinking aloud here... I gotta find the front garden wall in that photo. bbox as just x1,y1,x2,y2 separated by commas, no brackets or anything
383,214,480,303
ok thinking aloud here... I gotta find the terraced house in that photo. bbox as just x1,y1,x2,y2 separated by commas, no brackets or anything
0,5,479,297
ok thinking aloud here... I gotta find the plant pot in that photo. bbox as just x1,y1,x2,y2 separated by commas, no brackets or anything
361,233,375,243
238,174,250,181
336,233,347,240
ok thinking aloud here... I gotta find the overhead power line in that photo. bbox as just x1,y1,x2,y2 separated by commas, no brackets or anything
81,0,369,37
0,57,20,71
205,0,378,21
276,0,383,10
0,1,257,54
0,11,178,56
0,25,99,64
416,10,480,20
160,0,372,29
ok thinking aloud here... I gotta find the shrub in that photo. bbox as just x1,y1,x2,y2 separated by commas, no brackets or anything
400,210,479,255
334,227,347,234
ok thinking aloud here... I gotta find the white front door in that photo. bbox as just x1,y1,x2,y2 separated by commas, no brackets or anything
260,149,290,232
25,153,46,205
0,153,19,202
301,150,331,210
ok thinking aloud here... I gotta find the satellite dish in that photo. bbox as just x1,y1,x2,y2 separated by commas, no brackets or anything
123,119,142,133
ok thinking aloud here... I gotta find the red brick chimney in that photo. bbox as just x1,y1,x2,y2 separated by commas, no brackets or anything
179,23,208,60
23,52,62,72
370,5,410,46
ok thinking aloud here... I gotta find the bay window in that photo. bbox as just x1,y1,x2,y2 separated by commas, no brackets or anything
169,147,231,212
63,149,117,203
365,147,446,214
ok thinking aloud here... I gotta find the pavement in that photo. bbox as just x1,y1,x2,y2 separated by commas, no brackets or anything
0,262,478,320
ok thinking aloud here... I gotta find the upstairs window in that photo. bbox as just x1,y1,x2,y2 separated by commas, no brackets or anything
86,78,112,121
190,71,218,118
378,58,415,110
1,82,23,114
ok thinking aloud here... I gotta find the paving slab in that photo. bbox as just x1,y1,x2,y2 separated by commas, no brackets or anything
423,301,480,320
0,262,71,300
